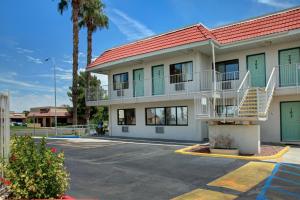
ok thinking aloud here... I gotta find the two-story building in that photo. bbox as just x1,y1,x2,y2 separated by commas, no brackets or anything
86,7,300,154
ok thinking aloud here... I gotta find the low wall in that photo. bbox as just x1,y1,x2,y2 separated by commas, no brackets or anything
27,123,41,128
208,125,261,154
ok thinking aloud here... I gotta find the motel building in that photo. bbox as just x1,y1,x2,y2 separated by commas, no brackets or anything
86,7,300,154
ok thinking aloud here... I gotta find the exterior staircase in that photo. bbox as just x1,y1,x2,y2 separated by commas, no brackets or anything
238,88,267,118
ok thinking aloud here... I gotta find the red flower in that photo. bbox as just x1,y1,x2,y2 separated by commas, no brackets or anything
10,154,17,162
50,147,57,153
0,178,11,186
4,180,11,186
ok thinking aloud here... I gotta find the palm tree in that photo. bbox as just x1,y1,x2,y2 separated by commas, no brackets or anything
79,0,108,124
57,0,81,125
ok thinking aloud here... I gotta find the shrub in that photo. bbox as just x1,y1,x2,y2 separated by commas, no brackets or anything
210,135,235,149
1,136,70,199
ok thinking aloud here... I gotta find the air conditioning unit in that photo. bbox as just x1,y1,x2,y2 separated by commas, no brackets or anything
155,126,164,134
175,83,185,91
117,90,124,97
122,126,129,133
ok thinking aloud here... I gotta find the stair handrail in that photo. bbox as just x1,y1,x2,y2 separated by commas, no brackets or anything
263,67,277,115
237,71,250,92
265,67,276,92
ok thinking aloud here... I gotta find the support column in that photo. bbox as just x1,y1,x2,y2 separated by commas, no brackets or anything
211,42,216,117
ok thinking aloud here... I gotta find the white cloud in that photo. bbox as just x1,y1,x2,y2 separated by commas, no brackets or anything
16,47,34,54
108,8,155,40
10,93,70,112
26,56,43,64
256,0,296,8
0,76,50,90
56,67,72,73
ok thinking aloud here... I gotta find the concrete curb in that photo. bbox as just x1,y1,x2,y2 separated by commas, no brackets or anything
175,145,290,161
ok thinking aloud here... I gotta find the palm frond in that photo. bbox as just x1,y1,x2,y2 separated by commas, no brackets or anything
57,0,69,15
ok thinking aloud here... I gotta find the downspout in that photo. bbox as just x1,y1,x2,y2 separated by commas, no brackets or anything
211,41,216,118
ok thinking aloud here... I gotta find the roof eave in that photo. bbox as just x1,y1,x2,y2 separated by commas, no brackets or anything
219,29,300,49
86,39,212,72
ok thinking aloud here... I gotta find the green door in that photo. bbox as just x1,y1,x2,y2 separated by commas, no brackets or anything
152,65,165,95
133,68,144,97
279,48,300,87
281,102,300,141
247,54,266,87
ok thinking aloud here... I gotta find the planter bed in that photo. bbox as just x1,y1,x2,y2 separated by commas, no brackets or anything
188,144,286,157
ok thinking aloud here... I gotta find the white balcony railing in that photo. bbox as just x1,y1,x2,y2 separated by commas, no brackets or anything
86,70,242,103
278,63,300,88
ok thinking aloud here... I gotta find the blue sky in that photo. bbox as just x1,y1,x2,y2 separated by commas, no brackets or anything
1,0,300,112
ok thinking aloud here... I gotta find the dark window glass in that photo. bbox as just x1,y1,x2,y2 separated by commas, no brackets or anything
155,108,165,125
170,61,193,83
215,60,239,81
146,106,188,126
146,108,156,125
166,107,176,125
118,109,135,125
177,107,188,125
113,73,129,90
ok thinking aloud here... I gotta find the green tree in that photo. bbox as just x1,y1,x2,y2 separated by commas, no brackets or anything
79,0,108,124
57,0,81,125
67,71,108,124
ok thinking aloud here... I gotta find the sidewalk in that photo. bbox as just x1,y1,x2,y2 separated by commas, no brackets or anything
279,146,300,164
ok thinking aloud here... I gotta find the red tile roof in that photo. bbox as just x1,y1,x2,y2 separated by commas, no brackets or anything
88,7,300,68
27,111,71,118
211,7,300,44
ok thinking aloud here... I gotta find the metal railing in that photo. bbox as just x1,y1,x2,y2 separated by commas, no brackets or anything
0,92,10,191
11,124,97,137
86,70,242,103
237,71,251,113
278,63,300,88
86,73,200,103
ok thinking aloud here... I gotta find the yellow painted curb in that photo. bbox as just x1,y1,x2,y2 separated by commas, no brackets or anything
170,188,238,200
175,145,290,161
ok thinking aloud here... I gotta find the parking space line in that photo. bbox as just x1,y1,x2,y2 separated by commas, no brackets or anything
256,162,280,200
208,161,275,192
273,176,300,186
170,188,238,200
281,163,300,170
280,169,300,177
269,186,300,199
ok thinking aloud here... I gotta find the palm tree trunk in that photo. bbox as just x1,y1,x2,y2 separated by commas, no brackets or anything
85,26,92,125
72,0,80,125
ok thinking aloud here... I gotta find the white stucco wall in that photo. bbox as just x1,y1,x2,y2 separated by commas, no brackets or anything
260,95,300,143
107,51,212,100
215,40,300,86
110,100,206,141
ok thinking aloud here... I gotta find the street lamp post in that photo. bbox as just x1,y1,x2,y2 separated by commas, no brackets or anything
45,58,58,136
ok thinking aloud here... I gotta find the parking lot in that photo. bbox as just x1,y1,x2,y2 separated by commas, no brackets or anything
46,138,300,200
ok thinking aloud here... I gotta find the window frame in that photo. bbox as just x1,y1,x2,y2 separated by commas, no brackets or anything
215,59,239,81
169,61,193,84
145,106,188,126
113,72,129,90
117,108,136,125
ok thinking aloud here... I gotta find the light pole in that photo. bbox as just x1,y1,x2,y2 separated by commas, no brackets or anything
45,57,58,136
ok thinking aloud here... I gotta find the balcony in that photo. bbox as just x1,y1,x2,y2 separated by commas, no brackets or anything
276,64,300,95
85,71,242,106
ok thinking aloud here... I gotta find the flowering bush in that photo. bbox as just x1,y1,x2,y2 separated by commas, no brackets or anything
1,136,70,199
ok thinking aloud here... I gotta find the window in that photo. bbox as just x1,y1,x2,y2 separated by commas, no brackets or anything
215,59,239,81
177,106,188,125
145,106,188,126
170,61,193,83
118,109,136,125
113,73,129,90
